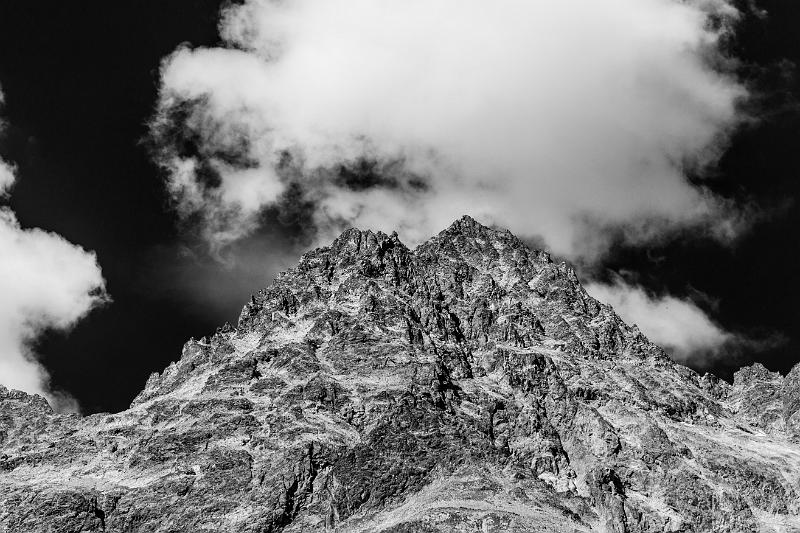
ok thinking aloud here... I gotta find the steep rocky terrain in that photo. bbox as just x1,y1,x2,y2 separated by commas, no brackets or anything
1,216,799,532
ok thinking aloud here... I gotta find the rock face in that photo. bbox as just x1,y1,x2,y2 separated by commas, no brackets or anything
1,216,799,532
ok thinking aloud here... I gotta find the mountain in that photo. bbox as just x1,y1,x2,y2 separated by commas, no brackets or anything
1,216,799,532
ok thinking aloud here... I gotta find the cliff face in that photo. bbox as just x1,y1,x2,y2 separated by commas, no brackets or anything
1,216,799,533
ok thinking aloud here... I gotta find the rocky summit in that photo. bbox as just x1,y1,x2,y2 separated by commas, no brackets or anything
1,216,799,532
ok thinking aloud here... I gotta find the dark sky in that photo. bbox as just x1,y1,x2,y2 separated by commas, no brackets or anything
0,1,798,414
0,2,228,413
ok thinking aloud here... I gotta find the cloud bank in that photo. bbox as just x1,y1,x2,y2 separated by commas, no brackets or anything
0,91,107,411
152,0,747,258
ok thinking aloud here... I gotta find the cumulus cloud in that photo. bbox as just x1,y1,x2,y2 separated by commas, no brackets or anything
586,279,735,364
0,91,107,411
151,0,748,258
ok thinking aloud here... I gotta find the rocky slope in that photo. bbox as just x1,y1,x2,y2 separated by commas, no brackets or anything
1,216,799,532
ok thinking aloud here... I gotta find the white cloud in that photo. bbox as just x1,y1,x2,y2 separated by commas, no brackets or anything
585,280,732,364
0,91,107,411
152,0,748,258
0,160,15,195
0,89,14,196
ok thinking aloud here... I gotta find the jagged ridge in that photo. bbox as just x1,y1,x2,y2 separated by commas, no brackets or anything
1,216,799,532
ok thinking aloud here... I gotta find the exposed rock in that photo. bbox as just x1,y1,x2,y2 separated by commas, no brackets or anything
728,361,800,441
1,216,799,532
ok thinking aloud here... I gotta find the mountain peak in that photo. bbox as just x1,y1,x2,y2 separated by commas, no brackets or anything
2,216,799,532
448,213,490,232
436,214,513,243
329,226,402,251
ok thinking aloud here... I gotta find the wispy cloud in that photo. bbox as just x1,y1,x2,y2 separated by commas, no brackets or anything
585,279,784,366
585,279,731,363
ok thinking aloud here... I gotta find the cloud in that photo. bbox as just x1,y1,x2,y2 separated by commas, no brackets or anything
0,91,107,412
0,159,15,195
586,279,736,365
151,0,748,259
0,90,14,195
141,233,302,323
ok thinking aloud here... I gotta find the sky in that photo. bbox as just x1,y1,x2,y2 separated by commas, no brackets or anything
0,0,797,414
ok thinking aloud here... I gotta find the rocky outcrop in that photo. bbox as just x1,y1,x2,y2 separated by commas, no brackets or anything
727,362,800,441
1,216,799,532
